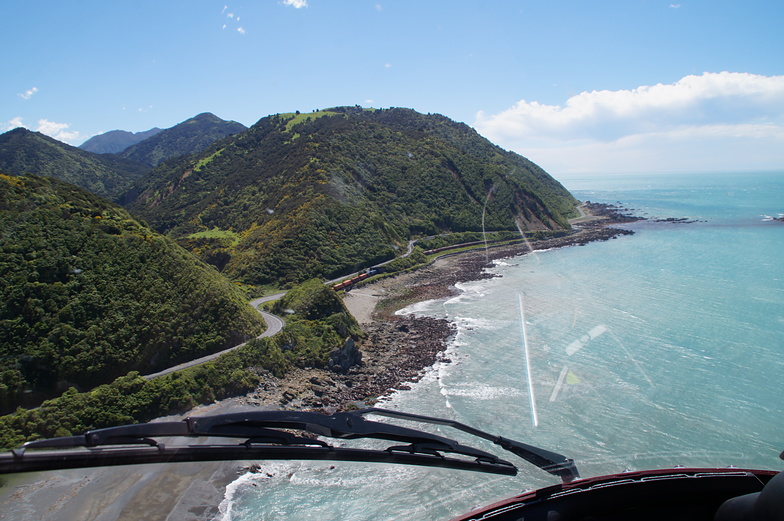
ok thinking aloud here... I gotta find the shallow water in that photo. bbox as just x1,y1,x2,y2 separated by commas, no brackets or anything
223,171,784,520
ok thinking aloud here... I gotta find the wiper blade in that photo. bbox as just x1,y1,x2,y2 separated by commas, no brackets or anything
0,408,578,482
356,408,579,483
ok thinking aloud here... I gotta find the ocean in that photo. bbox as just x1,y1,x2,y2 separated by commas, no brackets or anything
220,171,784,520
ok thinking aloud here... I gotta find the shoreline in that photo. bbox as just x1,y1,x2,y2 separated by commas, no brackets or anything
0,208,638,520
236,209,638,412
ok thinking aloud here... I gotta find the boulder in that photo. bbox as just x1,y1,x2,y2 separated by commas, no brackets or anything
328,337,362,373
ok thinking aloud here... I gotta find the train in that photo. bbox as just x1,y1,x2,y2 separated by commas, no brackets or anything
332,269,377,291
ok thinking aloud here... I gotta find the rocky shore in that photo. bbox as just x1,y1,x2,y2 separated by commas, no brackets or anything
236,314,454,410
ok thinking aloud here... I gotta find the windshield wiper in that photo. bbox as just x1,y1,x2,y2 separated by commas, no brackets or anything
356,408,579,482
0,408,579,482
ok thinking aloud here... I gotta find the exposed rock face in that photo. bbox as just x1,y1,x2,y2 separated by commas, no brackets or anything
241,315,454,409
328,337,363,373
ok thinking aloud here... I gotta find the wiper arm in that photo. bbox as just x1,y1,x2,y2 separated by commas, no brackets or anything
356,408,580,483
0,408,578,482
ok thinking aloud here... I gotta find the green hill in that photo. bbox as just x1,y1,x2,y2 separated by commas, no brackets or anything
118,112,247,167
0,174,265,413
0,128,150,198
122,107,578,286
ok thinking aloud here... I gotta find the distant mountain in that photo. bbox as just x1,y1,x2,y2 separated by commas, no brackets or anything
79,127,162,154
122,107,578,285
0,128,150,198
118,112,247,167
0,173,265,412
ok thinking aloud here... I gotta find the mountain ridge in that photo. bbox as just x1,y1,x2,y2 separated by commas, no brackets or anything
79,127,163,154
117,112,247,167
0,113,246,200
0,128,150,198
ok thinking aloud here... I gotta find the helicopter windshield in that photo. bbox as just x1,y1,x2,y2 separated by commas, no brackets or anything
1,2,782,521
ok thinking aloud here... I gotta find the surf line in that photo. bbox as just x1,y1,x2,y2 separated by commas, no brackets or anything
518,291,539,428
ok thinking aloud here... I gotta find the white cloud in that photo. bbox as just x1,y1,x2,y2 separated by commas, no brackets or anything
522,124,784,175
5,117,26,130
4,117,82,144
18,87,38,100
282,0,308,8
35,119,82,143
474,72,784,174
237,26,246,35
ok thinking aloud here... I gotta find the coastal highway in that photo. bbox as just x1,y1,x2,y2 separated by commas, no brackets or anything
143,293,286,380
568,203,601,225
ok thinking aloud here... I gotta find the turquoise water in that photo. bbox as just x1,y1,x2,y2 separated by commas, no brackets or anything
222,171,784,520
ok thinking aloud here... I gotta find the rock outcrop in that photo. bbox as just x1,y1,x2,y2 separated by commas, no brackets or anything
328,337,362,373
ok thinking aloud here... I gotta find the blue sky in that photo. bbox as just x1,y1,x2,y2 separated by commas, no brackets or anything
2,0,782,177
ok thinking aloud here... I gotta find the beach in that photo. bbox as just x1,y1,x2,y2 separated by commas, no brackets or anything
0,208,635,520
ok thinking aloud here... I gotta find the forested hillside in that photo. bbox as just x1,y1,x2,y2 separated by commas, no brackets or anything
0,278,361,448
122,107,578,286
0,174,265,413
118,112,247,167
0,113,246,201
0,128,150,198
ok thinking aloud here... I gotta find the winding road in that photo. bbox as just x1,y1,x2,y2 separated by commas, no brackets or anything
143,293,286,379
142,240,417,379
568,203,601,225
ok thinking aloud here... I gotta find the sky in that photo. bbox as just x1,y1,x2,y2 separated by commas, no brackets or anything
2,0,783,178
